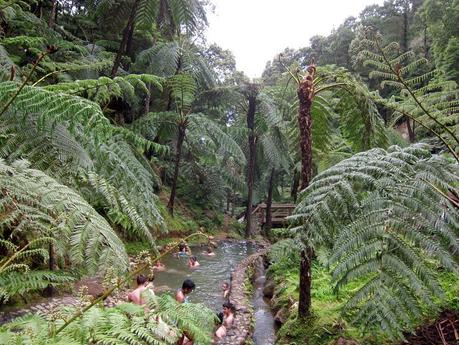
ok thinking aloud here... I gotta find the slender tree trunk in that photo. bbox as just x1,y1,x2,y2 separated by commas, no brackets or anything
111,0,139,77
231,191,235,217
264,167,275,233
126,23,135,57
406,118,415,142
226,188,230,213
423,25,429,59
297,65,316,318
245,85,258,238
291,171,299,203
167,124,186,215
48,0,57,27
298,247,313,317
45,242,56,296
401,3,409,53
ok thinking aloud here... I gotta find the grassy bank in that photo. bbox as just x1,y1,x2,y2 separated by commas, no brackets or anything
125,192,244,255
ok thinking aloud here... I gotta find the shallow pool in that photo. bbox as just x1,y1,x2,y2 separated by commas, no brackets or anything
152,240,256,312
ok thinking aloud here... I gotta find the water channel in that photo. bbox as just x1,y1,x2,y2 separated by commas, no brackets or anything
252,258,276,345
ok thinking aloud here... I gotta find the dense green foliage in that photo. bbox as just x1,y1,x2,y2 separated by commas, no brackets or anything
0,0,458,343
0,295,216,344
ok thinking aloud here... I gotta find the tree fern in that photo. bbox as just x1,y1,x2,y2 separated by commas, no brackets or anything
291,144,459,339
0,99,165,240
43,74,163,109
0,295,215,344
0,159,129,274
357,32,459,159
0,238,75,302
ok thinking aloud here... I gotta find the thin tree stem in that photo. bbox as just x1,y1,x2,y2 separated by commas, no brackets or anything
0,52,48,117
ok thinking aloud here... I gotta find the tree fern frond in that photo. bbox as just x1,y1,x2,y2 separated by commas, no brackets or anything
292,145,459,338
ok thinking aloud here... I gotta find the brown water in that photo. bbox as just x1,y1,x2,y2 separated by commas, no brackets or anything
152,240,255,312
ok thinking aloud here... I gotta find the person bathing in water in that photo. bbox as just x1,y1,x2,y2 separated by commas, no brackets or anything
153,259,166,271
175,279,195,304
202,246,215,256
175,279,196,345
215,302,236,340
188,255,200,268
222,282,230,299
127,274,154,305
176,242,191,258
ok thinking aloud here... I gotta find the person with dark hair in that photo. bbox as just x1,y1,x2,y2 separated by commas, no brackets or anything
177,242,191,258
127,274,154,305
221,282,230,299
188,255,200,268
215,302,236,339
175,279,195,304
175,279,196,345
202,246,215,256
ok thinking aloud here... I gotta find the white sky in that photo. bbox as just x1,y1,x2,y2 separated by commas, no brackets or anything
205,0,384,79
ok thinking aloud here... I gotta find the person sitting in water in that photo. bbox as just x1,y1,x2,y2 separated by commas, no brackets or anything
127,274,154,305
153,259,166,271
175,279,195,304
222,282,230,299
214,302,236,340
202,246,215,256
188,255,200,268
177,242,191,257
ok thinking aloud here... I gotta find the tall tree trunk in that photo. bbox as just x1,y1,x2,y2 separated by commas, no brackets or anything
167,124,186,215
297,65,316,318
245,84,258,238
401,3,409,53
48,0,57,27
111,0,140,77
297,68,315,191
264,167,275,233
126,22,135,57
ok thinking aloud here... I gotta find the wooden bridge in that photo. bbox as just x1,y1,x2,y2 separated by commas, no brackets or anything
250,203,295,229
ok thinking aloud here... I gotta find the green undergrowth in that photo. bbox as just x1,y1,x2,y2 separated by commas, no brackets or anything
125,194,241,255
267,241,459,345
